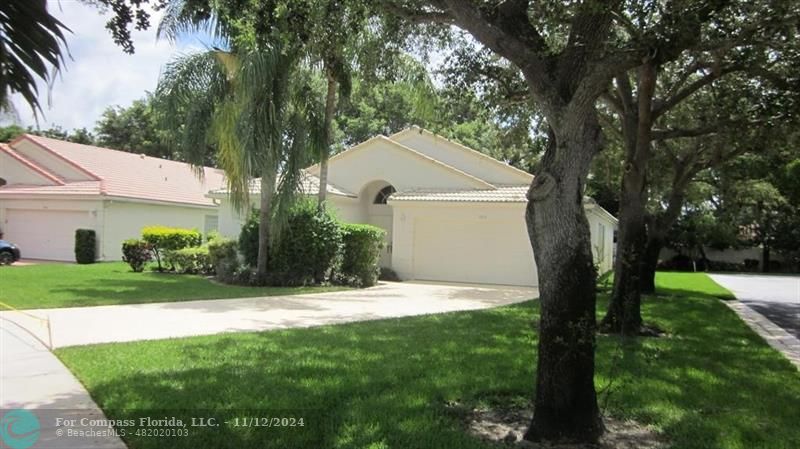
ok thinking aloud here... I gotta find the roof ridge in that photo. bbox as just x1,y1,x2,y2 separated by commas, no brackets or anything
318,135,496,190
13,134,103,182
388,126,534,181
0,143,66,185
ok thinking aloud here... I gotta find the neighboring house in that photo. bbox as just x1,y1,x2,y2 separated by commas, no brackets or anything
212,127,617,287
0,135,225,261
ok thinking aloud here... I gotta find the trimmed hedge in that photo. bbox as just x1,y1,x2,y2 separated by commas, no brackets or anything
142,226,202,270
339,223,385,287
270,201,343,285
74,229,96,264
122,239,152,272
165,246,213,275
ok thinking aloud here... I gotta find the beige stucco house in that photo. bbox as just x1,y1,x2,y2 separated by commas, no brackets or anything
212,127,617,287
0,135,225,261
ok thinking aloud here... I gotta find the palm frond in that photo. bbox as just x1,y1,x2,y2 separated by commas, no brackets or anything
0,0,70,115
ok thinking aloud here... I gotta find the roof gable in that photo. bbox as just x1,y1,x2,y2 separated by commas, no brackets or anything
1,135,225,207
0,144,64,186
388,127,533,186
309,135,496,193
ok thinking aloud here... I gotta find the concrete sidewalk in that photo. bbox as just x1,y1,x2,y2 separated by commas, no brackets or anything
0,317,126,448
3,281,538,349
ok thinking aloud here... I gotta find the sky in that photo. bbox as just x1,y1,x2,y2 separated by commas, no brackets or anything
5,0,206,132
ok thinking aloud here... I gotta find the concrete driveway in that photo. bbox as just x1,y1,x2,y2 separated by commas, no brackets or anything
710,274,800,338
1,281,538,348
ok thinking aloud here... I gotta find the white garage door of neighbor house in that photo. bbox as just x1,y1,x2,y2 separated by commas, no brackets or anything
4,209,94,261
412,217,537,286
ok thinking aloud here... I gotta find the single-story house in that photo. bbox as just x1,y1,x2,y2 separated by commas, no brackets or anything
212,127,617,287
0,135,225,261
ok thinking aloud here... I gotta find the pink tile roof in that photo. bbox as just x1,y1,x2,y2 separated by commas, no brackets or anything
0,135,225,207
389,186,530,203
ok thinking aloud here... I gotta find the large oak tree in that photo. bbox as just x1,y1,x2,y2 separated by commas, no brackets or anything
384,0,752,442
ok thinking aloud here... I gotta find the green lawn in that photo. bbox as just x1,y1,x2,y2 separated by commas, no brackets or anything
57,272,800,449
1,262,346,309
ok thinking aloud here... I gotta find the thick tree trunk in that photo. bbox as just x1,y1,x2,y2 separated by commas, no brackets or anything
256,168,276,280
639,236,663,294
601,179,646,334
601,64,656,335
762,244,771,273
317,72,337,209
524,116,603,443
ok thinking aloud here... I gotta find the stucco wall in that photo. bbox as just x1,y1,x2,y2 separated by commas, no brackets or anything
322,138,490,193
11,139,93,182
0,151,56,185
587,207,616,274
390,201,617,286
102,200,217,260
391,130,532,186
0,198,103,260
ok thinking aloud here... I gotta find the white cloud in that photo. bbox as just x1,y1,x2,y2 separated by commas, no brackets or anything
6,0,202,132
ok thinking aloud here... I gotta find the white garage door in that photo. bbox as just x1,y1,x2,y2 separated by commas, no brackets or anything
412,217,537,286
4,209,94,261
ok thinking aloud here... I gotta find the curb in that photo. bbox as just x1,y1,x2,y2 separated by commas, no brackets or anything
724,300,800,370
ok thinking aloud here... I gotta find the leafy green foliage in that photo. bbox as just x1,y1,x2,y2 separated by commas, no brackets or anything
142,226,202,271
121,239,153,273
338,223,385,287
0,0,69,115
56,273,800,449
208,237,239,283
95,95,178,160
74,229,97,264
270,201,343,285
164,245,213,275
237,209,260,268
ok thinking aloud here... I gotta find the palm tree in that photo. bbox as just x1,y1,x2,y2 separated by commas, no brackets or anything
155,46,325,279
0,0,68,115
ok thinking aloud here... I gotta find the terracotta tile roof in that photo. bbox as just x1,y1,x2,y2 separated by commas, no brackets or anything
389,186,529,203
208,171,356,198
0,181,103,195
1,135,225,207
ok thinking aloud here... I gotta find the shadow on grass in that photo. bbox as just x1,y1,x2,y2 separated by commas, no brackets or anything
57,297,800,449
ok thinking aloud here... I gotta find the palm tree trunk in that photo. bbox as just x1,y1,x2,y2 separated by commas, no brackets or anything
257,168,276,281
317,71,337,209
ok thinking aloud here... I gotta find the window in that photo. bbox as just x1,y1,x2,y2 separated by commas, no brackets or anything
204,215,219,236
373,185,396,204
597,223,606,251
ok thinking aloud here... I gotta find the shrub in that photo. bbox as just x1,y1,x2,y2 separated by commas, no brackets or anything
238,209,260,268
208,238,239,283
270,201,343,285
338,223,385,287
122,239,152,272
142,226,202,270
74,229,96,264
165,246,213,275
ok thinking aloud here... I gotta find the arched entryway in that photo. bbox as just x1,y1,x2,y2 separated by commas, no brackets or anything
360,180,395,268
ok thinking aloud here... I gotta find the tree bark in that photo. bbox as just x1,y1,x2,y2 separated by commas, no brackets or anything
601,64,656,335
256,168,276,280
317,71,337,209
524,115,604,443
762,244,771,273
639,235,663,294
